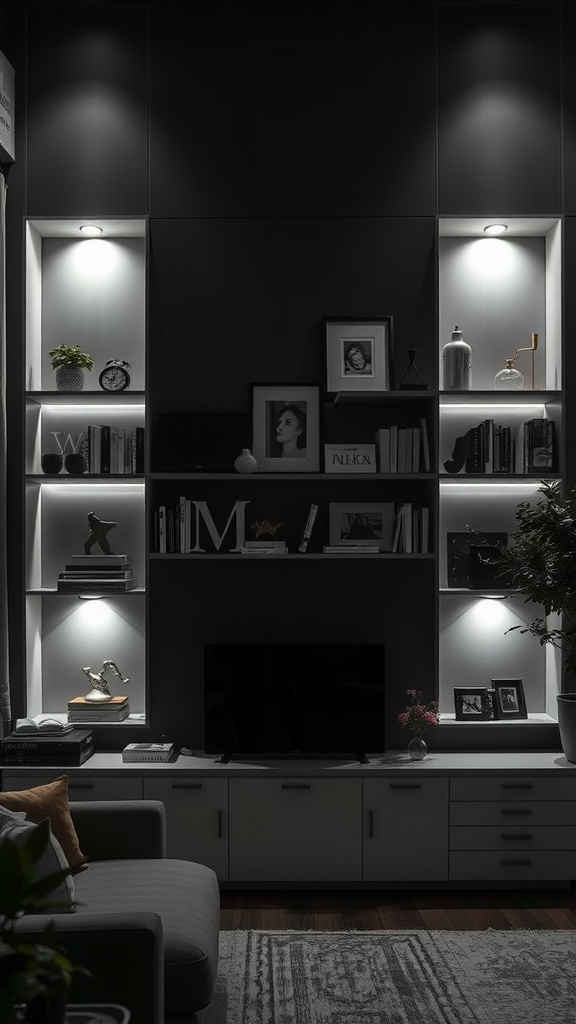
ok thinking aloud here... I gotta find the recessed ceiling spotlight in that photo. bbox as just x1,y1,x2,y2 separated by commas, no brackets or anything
79,224,103,236
484,223,508,236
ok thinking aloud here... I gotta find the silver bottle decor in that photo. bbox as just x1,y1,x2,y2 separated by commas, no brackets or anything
442,325,472,390
234,448,257,474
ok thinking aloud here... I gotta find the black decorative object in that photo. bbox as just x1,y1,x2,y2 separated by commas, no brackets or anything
41,453,63,474
64,453,85,474
446,531,508,588
557,693,576,763
444,430,471,474
99,359,131,391
468,544,512,589
398,348,427,390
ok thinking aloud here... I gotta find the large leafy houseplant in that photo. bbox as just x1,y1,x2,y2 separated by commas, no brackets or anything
498,480,576,676
0,818,86,1023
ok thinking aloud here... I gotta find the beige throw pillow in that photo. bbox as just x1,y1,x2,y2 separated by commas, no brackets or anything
0,775,86,869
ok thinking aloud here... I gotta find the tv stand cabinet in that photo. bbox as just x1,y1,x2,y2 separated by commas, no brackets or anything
2,752,575,889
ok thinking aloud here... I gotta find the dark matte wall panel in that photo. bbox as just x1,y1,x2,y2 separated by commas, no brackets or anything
564,217,576,490
148,216,436,416
25,8,148,216
563,6,576,214
438,4,562,214
149,4,436,217
148,558,436,752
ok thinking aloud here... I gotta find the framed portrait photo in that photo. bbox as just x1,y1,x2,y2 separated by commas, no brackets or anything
325,316,394,394
329,502,395,551
491,679,527,720
453,687,494,721
251,384,320,473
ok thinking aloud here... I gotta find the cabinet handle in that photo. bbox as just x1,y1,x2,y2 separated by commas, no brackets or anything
217,809,223,839
501,783,533,790
171,783,203,789
501,808,532,816
501,833,533,841
389,783,422,790
67,783,93,790
281,783,311,789
367,810,374,839
500,857,532,866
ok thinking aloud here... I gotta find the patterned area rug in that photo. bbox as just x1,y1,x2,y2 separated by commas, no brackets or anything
204,929,576,1023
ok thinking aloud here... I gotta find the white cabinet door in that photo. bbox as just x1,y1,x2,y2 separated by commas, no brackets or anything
363,778,449,881
229,778,362,882
1,772,142,800
143,777,228,880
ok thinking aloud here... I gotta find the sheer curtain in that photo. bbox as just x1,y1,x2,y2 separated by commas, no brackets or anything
0,167,10,728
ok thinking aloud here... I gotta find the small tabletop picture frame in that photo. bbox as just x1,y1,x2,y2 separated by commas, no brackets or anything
453,686,494,721
491,679,527,720
324,316,394,394
251,384,320,473
329,502,395,551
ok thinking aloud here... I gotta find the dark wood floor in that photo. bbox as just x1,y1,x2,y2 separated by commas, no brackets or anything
220,888,576,930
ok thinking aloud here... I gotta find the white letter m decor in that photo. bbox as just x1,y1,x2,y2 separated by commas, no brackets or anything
191,500,250,553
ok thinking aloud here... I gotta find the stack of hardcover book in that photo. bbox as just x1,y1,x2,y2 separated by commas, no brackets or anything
57,554,137,593
122,742,175,763
240,541,287,555
1,727,94,766
67,695,131,724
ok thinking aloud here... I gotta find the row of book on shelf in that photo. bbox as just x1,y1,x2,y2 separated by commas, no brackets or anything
446,417,555,475
374,418,431,473
152,500,429,554
80,424,145,474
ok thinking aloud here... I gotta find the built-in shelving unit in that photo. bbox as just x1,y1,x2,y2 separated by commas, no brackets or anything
23,217,148,726
437,216,563,729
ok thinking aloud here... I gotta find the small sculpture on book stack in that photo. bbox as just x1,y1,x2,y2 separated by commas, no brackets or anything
81,660,130,701
67,660,132,724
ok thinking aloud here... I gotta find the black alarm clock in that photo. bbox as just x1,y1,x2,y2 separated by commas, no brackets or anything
99,359,131,392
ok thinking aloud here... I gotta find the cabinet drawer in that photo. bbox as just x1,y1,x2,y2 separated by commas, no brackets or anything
450,825,576,851
1,773,142,801
450,801,576,827
450,851,576,881
450,777,576,802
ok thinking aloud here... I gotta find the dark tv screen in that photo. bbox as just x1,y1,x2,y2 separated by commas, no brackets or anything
204,644,386,760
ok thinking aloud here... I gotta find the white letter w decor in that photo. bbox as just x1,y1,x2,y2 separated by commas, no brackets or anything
191,500,250,553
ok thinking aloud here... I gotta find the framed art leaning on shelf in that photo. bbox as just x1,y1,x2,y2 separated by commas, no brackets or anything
251,384,320,472
325,315,394,393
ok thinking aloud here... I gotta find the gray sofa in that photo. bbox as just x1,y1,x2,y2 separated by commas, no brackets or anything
15,800,220,1024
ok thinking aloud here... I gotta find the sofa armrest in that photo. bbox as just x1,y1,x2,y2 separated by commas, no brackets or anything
15,911,164,1024
70,800,166,861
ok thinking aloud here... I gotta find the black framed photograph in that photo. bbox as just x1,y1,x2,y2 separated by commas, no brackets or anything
454,687,494,721
251,384,320,473
325,316,393,394
328,502,395,551
491,679,528,720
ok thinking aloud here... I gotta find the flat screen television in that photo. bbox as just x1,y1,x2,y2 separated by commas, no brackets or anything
204,643,386,763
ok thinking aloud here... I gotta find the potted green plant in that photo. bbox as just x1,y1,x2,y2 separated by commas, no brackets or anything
48,344,94,392
0,818,87,1023
497,479,576,760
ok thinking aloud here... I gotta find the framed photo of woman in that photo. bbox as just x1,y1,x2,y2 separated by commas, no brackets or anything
251,384,320,473
325,316,394,394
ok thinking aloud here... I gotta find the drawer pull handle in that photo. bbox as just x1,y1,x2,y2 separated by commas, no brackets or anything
501,783,533,790
389,783,422,790
501,808,532,816
500,857,532,866
281,783,311,790
67,783,93,790
171,783,203,790
501,833,533,841
368,810,374,839
217,809,223,839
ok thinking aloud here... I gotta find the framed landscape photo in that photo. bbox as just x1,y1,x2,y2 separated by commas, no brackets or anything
491,679,527,720
325,316,394,394
329,502,395,551
251,384,320,473
453,687,494,721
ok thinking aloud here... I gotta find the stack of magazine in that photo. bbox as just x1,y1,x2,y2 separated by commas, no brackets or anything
57,554,137,593
240,541,287,555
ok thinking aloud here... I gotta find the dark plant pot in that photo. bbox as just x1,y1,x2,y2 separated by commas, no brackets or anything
41,453,63,474
65,453,86,474
557,693,576,763
25,991,67,1024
